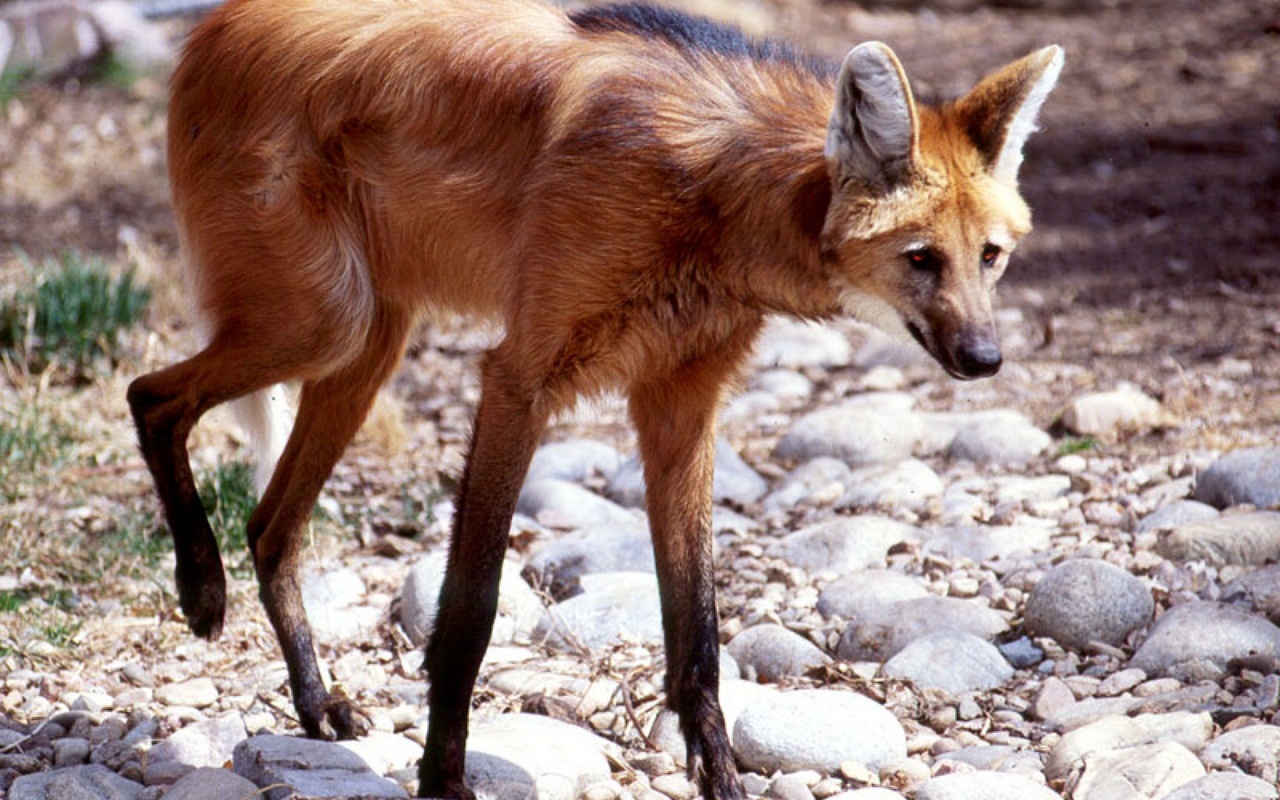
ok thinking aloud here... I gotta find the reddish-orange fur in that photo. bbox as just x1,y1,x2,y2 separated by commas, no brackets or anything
128,1,1061,797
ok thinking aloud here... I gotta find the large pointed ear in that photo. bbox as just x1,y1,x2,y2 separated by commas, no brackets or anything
955,45,1064,186
826,42,918,190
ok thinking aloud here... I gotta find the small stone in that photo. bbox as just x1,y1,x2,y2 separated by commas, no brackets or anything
768,772,816,800
233,735,408,799
754,317,852,369
651,773,697,800
1162,772,1279,800
534,572,663,650
1024,559,1154,650
836,596,1008,662
1097,668,1147,697
1199,724,1280,784
817,570,929,620
733,689,907,774
881,632,1013,694
1136,500,1219,534
776,402,923,467
52,737,91,766
9,764,144,800
772,517,921,576
1062,385,1164,438
162,768,260,800
726,624,832,683
912,771,1059,800
1130,601,1280,681
837,460,945,515
1071,740,1204,799
1193,447,1280,509
1032,677,1076,721
947,410,1051,465
1157,511,1280,567
154,678,218,709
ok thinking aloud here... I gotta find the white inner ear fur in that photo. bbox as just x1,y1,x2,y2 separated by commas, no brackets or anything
992,46,1065,185
826,42,915,184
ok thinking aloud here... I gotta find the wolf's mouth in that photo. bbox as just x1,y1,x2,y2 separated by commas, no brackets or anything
905,322,997,382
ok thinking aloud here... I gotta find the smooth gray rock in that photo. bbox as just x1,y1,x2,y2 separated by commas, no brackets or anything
1070,740,1204,800
881,632,1013,694
1024,559,1154,649
338,731,425,778
934,745,1044,775
726,624,832,683
836,459,944,514
836,596,1008,662
1130,601,1280,681
924,524,1053,564
1157,511,1280,566
775,403,923,468
517,478,640,529
816,569,929,620
753,317,852,369
534,571,663,650
161,767,260,800
9,765,144,800
732,689,906,773
524,522,655,594
399,553,543,646
608,439,767,508
1135,500,1219,535
1162,772,1279,800
1199,724,1280,784
913,771,1060,800
466,713,615,800
1223,564,1280,624
763,457,854,513
946,410,1052,465
525,439,623,484
233,735,407,800
300,567,379,642
1193,447,1280,509
771,516,920,575
149,713,247,769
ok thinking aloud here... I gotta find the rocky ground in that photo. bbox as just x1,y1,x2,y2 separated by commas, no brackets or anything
2,0,1280,799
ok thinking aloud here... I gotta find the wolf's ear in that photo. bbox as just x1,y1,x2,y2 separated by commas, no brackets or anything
826,42,918,190
955,46,1064,186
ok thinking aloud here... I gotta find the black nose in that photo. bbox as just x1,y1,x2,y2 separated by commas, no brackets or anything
955,337,1002,378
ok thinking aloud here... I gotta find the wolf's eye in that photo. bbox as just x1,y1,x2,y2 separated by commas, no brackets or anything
906,247,942,272
981,244,1002,267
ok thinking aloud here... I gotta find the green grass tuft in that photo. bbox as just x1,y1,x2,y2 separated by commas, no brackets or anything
0,398,75,501
0,252,151,378
1057,436,1099,456
198,460,257,577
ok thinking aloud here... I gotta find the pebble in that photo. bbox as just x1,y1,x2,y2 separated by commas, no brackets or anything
153,678,218,710
1130,601,1280,681
608,439,768,508
732,689,907,774
771,517,921,575
912,771,1060,800
1046,711,1213,780
1023,559,1154,649
1156,511,1280,566
1223,564,1280,623
533,571,663,650
816,569,929,620
9,764,144,800
300,567,381,642
161,767,260,800
399,553,543,646
946,410,1051,465
837,460,945,514
1070,740,1204,799
1162,772,1280,800
149,713,246,770
526,439,624,484
881,632,1013,695
1193,446,1280,508
465,713,615,800
518,478,641,529
775,403,923,467
1061,385,1165,438
836,596,1009,662
726,624,832,683
1135,499,1219,534
233,735,408,799
1199,724,1280,783
923,523,1053,564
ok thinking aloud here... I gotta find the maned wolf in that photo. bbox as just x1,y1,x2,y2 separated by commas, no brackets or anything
127,0,1063,797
